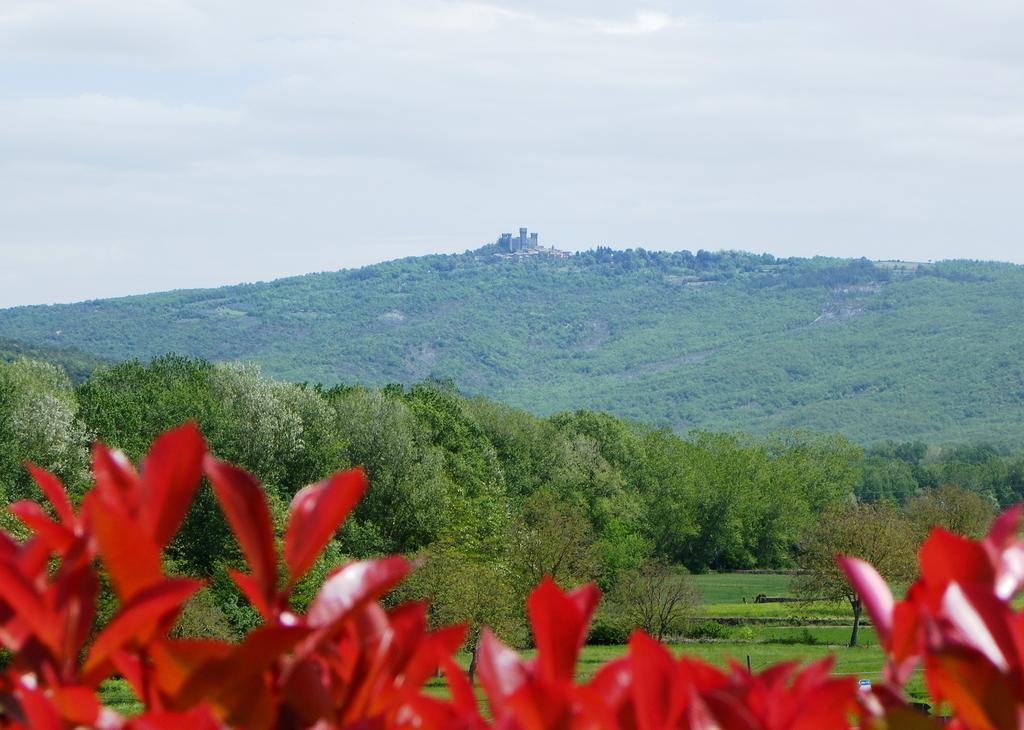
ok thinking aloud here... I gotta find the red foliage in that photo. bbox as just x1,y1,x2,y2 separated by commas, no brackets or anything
0,423,1017,728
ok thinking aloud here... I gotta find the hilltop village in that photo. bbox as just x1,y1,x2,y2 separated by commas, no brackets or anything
493,227,572,259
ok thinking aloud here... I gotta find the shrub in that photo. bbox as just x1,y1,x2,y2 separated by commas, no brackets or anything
586,607,631,645
0,422,1020,728
688,619,730,641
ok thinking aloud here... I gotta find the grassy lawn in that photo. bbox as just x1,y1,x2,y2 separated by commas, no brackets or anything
99,573,926,714
692,572,855,621
417,642,929,708
691,572,793,604
101,640,927,713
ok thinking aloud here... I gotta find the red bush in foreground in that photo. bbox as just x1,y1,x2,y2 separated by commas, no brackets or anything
0,424,1020,728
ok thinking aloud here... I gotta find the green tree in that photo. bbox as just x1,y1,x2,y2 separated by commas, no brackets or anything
397,542,522,684
508,487,600,593
328,386,451,554
906,484,995,539
207,363,346,491
76,354,221,460
0,358,89,505
794,501,917,647
857,456,920,503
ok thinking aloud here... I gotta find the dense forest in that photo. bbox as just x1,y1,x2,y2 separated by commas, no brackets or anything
2,354,1021,644
2,250,1023,446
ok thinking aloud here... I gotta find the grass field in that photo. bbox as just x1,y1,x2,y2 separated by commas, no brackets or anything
99,573,931,715
691,572,793,604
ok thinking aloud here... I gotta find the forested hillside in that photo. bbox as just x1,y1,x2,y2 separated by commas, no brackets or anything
0,337,109,383
2,250,1023,445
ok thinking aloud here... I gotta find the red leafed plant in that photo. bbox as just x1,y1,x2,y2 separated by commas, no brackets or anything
0,423,1018,729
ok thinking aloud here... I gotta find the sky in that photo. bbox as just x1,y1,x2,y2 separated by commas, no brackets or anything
1,1,1023,307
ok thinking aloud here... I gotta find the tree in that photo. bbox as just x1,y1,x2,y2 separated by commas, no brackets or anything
207,363,346,491
613,559,698,641
397,542,521,684
508,487,600,592
856,456,919,503
0,358,89,504
76,354,221,460
906,484,995,539
328,386,452,555
794,501,917,647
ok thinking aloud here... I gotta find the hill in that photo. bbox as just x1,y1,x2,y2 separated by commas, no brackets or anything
0,337,110,384
1,249,1022,445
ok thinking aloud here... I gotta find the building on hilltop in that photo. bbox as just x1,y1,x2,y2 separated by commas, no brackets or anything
492,226,571,259
497,227,540,253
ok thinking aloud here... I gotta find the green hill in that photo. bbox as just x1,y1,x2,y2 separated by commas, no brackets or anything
1,249,1022,445
0,337,110,383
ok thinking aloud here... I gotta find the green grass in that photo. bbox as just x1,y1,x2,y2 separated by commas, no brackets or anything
691,572,857,621
97,639,923,715
699,601,851,620
419,642,928,708
692,572,793,604
99,678,143,715
96,572,918,714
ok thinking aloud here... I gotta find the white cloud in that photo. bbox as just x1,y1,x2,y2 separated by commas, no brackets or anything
587,11,679,35
1,1,1023,307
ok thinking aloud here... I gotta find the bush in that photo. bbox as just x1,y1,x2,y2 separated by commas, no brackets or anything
171,588,236,641
688,619,730,641
587,607,631,645
0,422,1020,728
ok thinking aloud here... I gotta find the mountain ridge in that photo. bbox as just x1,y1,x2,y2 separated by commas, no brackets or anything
2,248,1022,446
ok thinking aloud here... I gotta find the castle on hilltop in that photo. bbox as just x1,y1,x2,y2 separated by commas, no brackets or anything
498,227,539,253
493,227,570,258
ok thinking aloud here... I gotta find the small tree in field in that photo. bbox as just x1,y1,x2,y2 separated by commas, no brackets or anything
398,542,521,684
614,559,698,641
795,501,917,647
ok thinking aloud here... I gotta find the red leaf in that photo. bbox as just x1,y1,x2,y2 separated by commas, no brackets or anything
26,464,75,526
628,630,677,730
89,493,163,602
281,659,336,726
925,646,1018,730
15,684,65,730
176,625,311,709
204,457,278,606
53,563,99,670
284,468,367,586
149,638,233,703
941,582,1017,672
837,555,895,646
84,578,204,680
527,577,600,683
92,443,141,513
8,500,75,554
477,627,529,719
138,422,206,549
306,556,410,629
920,528,995,590
0,558,59,653
49,685,103,726
228,568,273,620
126,706,222,730
439,651,478,715
986,504,1022,549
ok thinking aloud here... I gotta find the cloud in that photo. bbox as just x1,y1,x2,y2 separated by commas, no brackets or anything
0,1,1023,307
586,11,679,35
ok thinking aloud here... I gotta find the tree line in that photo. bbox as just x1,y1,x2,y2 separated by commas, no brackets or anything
0,354,1019,647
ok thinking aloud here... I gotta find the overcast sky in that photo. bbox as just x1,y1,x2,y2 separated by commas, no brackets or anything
1,1,1022,307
